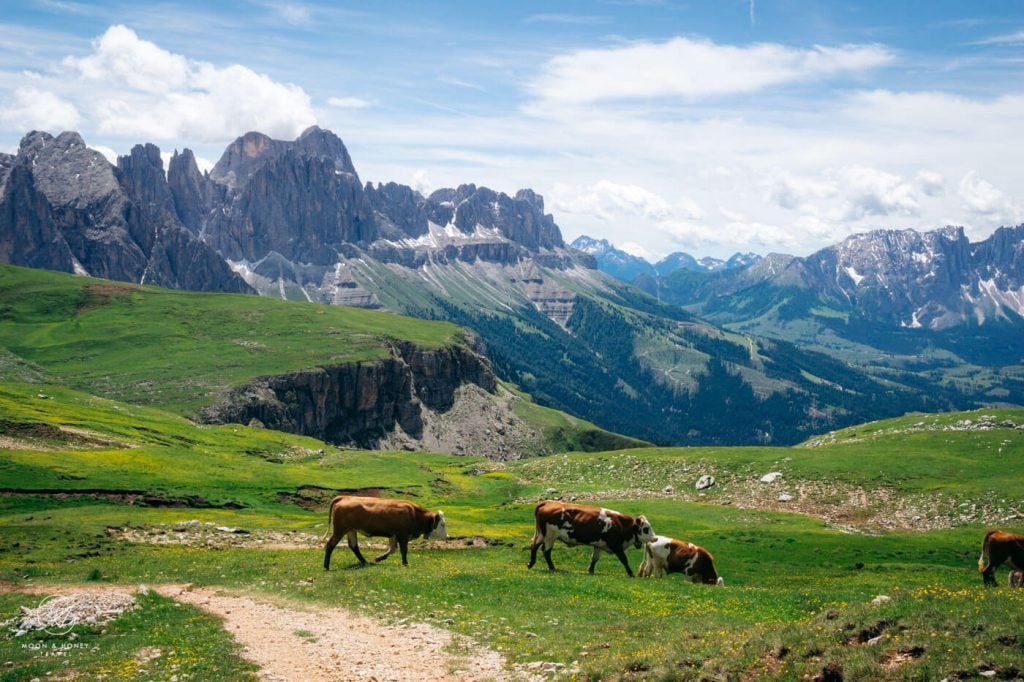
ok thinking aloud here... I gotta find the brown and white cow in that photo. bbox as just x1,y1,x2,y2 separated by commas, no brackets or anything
978,529,1024,586
527,500,655,576
638,535,724,586
323,495,448,570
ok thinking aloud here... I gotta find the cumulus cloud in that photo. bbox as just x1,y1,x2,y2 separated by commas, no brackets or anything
619,241,655,259
916,170,944,197
410,169,433,195
59,25,315,142
550,180,677,222
658,215,798,252
528,37,893,105
0,86,81,131
764,170,835,211
958,171,1022,223
832,165,920,221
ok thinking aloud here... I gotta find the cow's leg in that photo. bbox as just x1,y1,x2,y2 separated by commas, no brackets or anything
982,554,1001,587
323,531,342,571
528,523,544,569
612,546,634,577
347,531,368,566
588,546,603,574
541,529,557,571
375,536,398,563
398,536,410,566
638,551,650,577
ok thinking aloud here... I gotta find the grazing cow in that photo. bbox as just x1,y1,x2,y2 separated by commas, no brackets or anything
638,535,724,586
323,495,448,570
527,500,655,576
978,529,1024,587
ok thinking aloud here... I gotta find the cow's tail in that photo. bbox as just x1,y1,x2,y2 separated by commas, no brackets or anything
979,529,999,573
322,495,344,543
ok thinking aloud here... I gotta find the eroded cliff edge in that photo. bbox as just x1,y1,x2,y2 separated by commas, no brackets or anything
199,341,499,451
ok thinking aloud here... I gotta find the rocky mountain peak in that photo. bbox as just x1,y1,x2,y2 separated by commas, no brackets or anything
210,127,357,190
167,148,211,235
16,130,119,208
294,125,357,175
364,181,430,239
209,131,283,188
117,143,175,215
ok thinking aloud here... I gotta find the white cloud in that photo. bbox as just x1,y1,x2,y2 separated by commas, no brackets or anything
973,30,1024,45
0,86,81,131
93,144,118,164
764,170,835,210
327,96,372,109
619,241,654,259
958,171,1022,224
832,165,920,221
411,169,432,195
550,180,675,222
916,171,944,197
59,25,315,142
278,4,312,25
528,37,893,105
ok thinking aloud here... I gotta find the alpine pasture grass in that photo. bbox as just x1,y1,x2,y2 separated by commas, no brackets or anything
2,379,1024,678
0,264,462,414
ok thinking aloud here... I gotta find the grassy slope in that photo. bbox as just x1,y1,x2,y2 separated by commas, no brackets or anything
517,408,1024,498
0,264,460,413
3,384,1024,679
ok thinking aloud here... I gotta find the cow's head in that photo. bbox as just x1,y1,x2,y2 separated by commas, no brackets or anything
425,510,448,540
633,515,656,549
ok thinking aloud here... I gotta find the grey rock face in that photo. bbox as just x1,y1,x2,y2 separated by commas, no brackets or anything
0,130,251,295
167,148,214,235
209,125,357,190
207,150,377,264
426,184,563,250
364,181,430,239
201,341,497,448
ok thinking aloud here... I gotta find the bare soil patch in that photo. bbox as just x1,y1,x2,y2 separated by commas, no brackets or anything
107,522,508,552
2,583,514,681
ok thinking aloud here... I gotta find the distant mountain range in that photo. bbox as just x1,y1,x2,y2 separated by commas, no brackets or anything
2,127,1021,445
570,235,760,281
587,227,1024,406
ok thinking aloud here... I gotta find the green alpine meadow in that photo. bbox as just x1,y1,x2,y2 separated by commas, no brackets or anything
2,265,1023,680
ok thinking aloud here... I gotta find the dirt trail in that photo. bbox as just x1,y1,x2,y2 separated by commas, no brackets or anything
5,583,512,681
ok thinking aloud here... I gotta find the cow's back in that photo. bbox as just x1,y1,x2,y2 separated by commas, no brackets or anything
332,496,421,537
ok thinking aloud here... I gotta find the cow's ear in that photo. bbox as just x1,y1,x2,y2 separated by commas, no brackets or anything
433,512,443,529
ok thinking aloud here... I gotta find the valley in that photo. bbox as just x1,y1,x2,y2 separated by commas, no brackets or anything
1,268,1022,678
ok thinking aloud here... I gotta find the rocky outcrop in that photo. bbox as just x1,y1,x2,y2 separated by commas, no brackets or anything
200,341,497,449
364,181,430,239
0,131,250,294
425,184,563,250
167,148,216,235
207,150,377,264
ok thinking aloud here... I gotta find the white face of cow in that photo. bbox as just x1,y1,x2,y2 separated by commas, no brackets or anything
428,511,449,540
634,515,656,548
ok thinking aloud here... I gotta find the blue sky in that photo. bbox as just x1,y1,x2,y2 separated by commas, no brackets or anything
1,1,1022,258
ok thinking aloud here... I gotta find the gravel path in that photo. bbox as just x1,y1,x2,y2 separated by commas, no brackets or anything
2,583,512,681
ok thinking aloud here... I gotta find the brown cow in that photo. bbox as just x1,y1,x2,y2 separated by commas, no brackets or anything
527,500,655,576
323,495,448,570
638,535,724,586
978,529,1024,586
